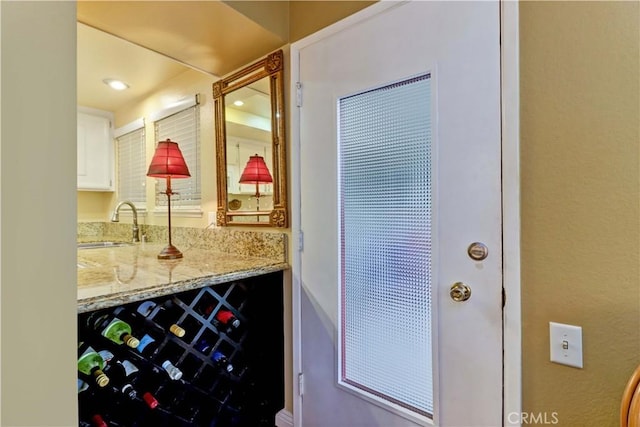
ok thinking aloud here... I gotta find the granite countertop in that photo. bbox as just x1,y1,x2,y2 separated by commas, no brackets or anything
77,241,288,313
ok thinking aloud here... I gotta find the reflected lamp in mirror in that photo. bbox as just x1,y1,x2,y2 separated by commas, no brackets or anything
239,154,273,220
213,49,288,227
147,138,190,260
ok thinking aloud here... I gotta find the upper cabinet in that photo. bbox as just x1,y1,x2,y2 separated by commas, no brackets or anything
77,107,114,191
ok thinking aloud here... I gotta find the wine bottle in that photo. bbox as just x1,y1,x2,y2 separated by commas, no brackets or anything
211,351,234,373
194,337,215,355
142,391,159,409
88,414,108,427
78,391,110,427
161,360,183,380
86,311,140,348
103,317,140,348
194,292,218,318
77,378,90,394
153,299,187,338
115,303,185,339
77,346,110,388
134,329,163,358
99,350,140,400
96,350,161,416
214,308,240,329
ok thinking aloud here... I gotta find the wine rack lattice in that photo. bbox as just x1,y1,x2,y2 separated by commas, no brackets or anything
78,271,284,427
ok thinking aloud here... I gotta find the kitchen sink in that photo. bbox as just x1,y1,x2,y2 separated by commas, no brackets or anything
77,241,133,250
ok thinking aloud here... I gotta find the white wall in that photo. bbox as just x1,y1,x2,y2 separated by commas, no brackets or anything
1,2,78,425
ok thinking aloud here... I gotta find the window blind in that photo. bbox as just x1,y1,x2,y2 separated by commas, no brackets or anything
153,105,201,207
115,126,146,208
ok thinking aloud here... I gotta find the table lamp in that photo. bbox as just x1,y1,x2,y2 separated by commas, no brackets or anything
147,138,191,259
239,154,273,219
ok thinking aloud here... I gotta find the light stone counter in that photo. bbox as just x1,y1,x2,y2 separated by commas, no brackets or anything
77,241,288,313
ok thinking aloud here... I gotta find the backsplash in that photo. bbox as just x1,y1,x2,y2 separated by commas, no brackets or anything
77,222,287,262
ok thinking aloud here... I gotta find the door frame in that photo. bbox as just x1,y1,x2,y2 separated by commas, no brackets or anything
289,1,521,426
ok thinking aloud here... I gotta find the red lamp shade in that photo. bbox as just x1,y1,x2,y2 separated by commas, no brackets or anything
147,139,191,178
239,154,273,184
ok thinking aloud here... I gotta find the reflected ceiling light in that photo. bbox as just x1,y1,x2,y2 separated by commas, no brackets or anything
233,100,244,107
103,78,130,91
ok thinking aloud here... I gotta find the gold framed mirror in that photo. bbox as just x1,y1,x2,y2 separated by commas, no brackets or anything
213,50,287,227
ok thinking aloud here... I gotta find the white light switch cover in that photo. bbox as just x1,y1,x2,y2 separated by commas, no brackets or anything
549,322,583,368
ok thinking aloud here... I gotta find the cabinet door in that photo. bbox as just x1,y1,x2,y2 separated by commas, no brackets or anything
77,109,114,191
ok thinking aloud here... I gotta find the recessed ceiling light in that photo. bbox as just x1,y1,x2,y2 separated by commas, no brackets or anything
103,78,130,91
234,100,244,107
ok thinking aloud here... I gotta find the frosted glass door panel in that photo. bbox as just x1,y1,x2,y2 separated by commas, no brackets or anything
339,74,433,418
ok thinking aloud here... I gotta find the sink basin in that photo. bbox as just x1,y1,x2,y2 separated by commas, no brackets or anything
78,241,133,250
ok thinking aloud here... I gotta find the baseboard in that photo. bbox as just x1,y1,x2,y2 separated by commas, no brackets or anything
275,409,294,427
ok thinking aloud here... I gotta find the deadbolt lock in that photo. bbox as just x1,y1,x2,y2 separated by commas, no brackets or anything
467,242,489,261
450,282,472,302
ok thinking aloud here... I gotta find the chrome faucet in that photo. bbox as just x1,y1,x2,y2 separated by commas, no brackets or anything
111,201,140,243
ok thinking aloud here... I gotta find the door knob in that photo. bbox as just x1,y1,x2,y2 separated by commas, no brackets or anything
450,282,472,302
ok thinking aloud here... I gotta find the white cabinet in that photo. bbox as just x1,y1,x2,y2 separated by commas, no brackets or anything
77,107,114,191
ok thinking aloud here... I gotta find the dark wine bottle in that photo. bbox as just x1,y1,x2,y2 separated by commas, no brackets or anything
152,299,187,338
194,337,215,355
99,349,140,400
211,350,234,373
78,391,110,427
161,360,183,380
194,292,219,319
77,346,109,388
214,308,240,329
142,391,159,410
134,329,164,358
86,311,140,348
128,301,186,338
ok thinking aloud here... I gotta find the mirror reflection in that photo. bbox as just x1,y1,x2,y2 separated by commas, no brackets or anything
214,50,287,227
225,76,273,219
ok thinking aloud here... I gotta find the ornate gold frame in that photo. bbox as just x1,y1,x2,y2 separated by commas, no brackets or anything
213,50,287,227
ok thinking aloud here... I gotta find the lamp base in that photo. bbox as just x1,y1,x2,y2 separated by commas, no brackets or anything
157,244,183,260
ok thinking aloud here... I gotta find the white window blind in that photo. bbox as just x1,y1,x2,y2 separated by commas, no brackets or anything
115,125,146,208
153,105,201,208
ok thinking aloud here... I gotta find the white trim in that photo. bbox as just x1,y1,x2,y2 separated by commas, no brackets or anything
291,6,401,426
152,207,203,218
78,105,114,119
290,38,303,427
290,1,522,426
114,118,144,138
148,94,199,122
275,409,294,427
501,1,522,426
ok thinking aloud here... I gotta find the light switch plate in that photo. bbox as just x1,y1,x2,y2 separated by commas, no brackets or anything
549,322,583,368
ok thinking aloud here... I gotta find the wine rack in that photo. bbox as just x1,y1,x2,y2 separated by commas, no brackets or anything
78,271,284,427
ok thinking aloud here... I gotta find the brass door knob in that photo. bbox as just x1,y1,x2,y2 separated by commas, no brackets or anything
450,282,472,302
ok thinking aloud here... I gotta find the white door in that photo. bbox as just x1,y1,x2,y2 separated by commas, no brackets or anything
292,1,502,426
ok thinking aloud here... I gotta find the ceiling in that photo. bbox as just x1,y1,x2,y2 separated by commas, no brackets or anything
77,1,288,112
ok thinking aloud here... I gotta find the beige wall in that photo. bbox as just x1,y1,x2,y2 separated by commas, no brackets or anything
289,0,375,42
78,190,115,222
520,1,640,425
1,1,78,425
78,69,218,228
8,1,639,425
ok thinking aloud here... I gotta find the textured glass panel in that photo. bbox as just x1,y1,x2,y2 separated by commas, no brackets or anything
339,74,432,417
